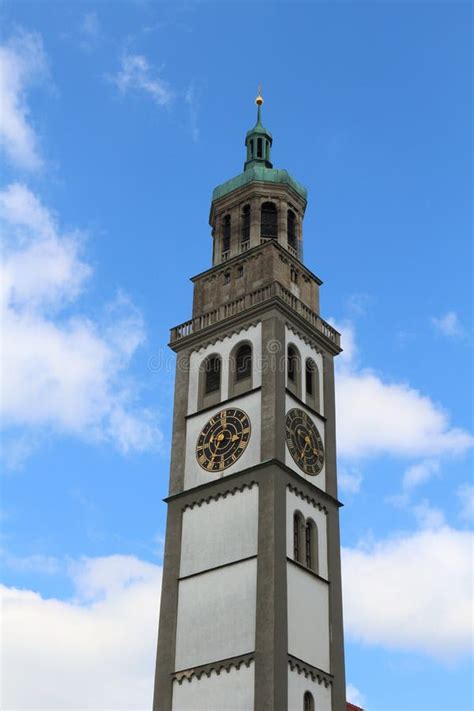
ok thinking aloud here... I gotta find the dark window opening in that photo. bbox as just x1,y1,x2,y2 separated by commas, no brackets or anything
305,523,313,569
222,215,231,253
237,265,244,278
291,268,298,284
205,356,221,394
250,139,254,156
261,202,278,239
293,513,301,561
288,209,297,250
288,345,298,382
306,360,314,395
241,205,250,243
236,344,252,381
304,691,314,711
224,271,231,284
257,137,263,158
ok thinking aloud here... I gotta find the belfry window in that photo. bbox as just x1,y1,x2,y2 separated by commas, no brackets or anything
303,691,315,711
293,511,304,563
236,344,252,381
222,215,231,253
261,202,278,240
257,137,263,158
241,205,250,244
229,342,253,397
288,209,297,251
305,358,320,411
205,356,221,394
287,345,298,382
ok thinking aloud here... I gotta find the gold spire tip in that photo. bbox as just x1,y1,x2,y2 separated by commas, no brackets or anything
255,83,264,106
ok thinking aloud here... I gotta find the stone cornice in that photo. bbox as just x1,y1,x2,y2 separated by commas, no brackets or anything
172,653,254,684
181,481,258,512
287,482,329,515
288,655,333,687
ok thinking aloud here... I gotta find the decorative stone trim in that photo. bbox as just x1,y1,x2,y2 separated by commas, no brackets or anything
287,483,328,515
173,654,254,684
286,323,323,354
182,481,258,512
288,656,332,687
191,320,261,355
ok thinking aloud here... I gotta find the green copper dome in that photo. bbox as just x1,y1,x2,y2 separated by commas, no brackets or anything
212,99,307,203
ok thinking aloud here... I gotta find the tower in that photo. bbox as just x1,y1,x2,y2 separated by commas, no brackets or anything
153,93,346,711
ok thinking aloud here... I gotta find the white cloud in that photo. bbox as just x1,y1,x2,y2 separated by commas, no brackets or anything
412,500,446,530
432,311,465,339
1,555,162,710
80,11,101,51
338,467,363,495
402,459,439,491
342,524,473,660
457,483,474,523
0,30,47,170
111,53,174,107
1,183,161,459
346,683,365,708
336,369,472,459
332,321,473,461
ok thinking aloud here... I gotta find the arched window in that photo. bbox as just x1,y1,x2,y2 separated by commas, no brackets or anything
305,519,318,572
261,202,278,240
241,205,250,245
288,209,297,252
229,342,253,397
287,344,301,397
199,354,222,409
205,355,221,394
293,511,305,563
236,344,252,381
305,358,320,412
222,215,231,254
303,691,315,711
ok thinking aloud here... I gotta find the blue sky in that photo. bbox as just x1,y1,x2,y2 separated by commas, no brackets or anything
0,2,472,710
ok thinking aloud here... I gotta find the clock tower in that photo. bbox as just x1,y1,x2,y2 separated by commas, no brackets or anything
153,93,346,711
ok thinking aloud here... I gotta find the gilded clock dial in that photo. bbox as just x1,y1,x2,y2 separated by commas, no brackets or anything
285,407,324,475
196,408,251,472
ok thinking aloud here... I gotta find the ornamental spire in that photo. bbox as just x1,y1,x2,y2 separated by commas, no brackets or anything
244,86,273,171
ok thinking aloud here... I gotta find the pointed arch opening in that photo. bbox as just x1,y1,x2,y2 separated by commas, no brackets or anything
199,354,222,410
287,344,301,397
293,511,305,564
303,691,315,711
222,215,231,258
305,518,319,573
229,341,253,397
241,204,250,249
288,209,297,254
305,358,320,412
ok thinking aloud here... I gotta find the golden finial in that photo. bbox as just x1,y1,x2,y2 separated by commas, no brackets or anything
255,83,264,106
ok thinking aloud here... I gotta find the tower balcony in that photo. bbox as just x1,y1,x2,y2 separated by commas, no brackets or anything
169,280,340,348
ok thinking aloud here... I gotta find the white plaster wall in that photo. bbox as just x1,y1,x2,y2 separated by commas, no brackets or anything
286,489,328,580
287,668,332,711
184,389,261,490
180,485,258,577
188,323,262,414
172,662,255,710
285,325,324,415
175,559,256,671
287,563,330,673
285,393,326,491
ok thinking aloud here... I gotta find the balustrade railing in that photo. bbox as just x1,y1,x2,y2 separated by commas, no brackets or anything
170,281,340,347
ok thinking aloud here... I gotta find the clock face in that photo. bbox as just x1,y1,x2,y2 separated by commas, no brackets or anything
285,408,324,476
196,408,251,472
